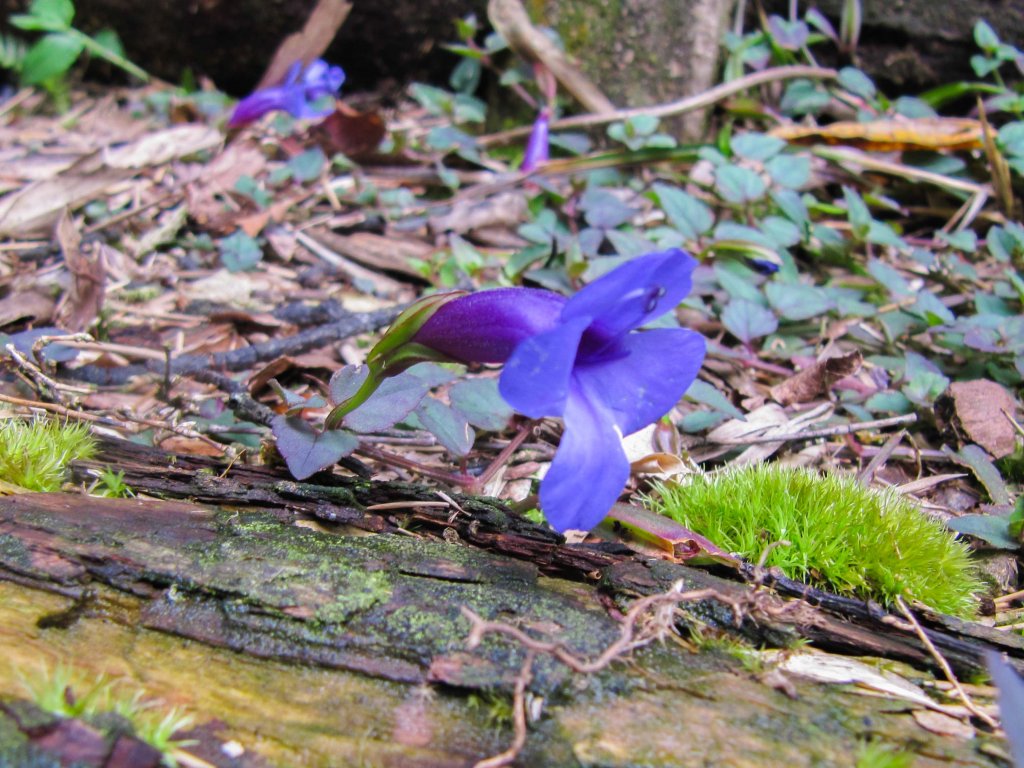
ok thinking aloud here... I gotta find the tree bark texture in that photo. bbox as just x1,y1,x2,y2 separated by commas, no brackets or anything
0,436,1020,766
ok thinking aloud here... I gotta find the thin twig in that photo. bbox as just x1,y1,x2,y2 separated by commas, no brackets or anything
472,650,534,768
894,596,998,729
462,584,744,765
477,65,838,146
701,413,918,447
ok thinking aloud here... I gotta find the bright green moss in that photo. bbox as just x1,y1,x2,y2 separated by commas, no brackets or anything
649,465,983,617
0,417,96,492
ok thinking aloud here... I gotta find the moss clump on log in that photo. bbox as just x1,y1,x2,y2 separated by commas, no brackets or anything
651,465,983,616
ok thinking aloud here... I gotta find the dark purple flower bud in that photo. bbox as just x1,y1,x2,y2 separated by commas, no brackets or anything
521,108,550,173
228,59,345,128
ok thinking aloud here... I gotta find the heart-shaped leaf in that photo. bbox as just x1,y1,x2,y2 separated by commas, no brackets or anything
272,416,358,480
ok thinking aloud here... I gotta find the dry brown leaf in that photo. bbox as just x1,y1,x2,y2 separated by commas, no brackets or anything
0,166,129,237
54,209,105,332
0,289,55,326
947,380,1019,459
0,125,221,237
771,117,982,151
911,709,976,739
309,104,387,160
429,191,530,235
770,350,863,406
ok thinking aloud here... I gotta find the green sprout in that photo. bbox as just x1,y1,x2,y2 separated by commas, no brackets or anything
649,465,983,617
88,467,135,498
0,415,96,491
20,662,197,766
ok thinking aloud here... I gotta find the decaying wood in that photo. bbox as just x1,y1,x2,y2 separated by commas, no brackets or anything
0,436,1017,766
42,435,1024,679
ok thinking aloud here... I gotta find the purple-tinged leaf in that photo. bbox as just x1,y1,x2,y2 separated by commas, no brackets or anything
268,379,326,415
272,415,358,480
342,363,454,433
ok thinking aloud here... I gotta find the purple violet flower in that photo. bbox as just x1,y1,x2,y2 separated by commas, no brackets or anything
228,59,345,128
521,107,550,173
412,248,706,532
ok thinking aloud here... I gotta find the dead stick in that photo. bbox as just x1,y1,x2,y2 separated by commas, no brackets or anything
487,0,615,115
478,65,837,146
894,596,998,729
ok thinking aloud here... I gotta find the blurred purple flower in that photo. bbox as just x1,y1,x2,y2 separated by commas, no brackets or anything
521,107,550,172
413,249,706,532
986,651,1024,767
228,59,345,128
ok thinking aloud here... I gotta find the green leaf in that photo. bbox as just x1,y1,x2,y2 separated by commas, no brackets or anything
287,147,327,183
892,96,937,118
997,122,1024,157
449,378,514,431
731,133,785,161
715,164,766,204
765,282,834,321
948,513,1018,549
937,229,977,253
721,299,778,344
218,231,262,272
343,363,454,433
780,79,829,116
90,27,124,59
415,398,474,457
942,444,1011,505
453,93,486,123
864,391,912,414
765,154,810,189
20,32,83,85
771,188,809,228
652,183,713,239
410,83,453,115
449,56,480,94
842,186,872,239
837,66,876,100
759,216,802,248
867,258,912,296
973,20,1000,53
11,0,74,30
684,379,744,419
713,260,765,303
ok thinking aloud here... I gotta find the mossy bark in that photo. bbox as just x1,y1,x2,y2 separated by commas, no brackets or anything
0,504,1007,767
531,0,736,139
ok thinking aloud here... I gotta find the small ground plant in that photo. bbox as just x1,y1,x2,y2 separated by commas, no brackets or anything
19,662,196,766
649,465,983,617
0,416,95,491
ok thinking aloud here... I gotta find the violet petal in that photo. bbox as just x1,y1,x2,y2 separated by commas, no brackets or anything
499,314,590,419
563,248,698,338
575,327,706,436
539,377,630,532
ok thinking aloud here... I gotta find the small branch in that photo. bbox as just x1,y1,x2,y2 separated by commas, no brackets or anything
894,596,998,729
478,65,838,146
699,413,918,447
487,0,616,115
63,306,402,386
462,583,744,765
